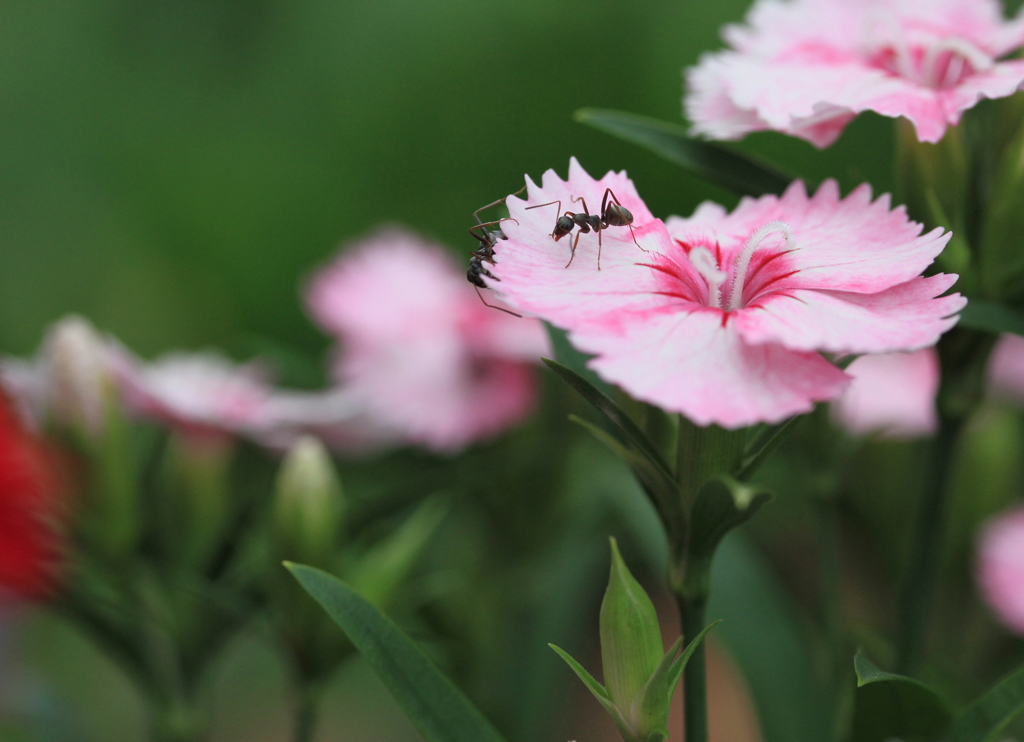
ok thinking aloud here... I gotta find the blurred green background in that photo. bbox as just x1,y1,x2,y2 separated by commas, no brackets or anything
8,2,1024,741
0,0,894,362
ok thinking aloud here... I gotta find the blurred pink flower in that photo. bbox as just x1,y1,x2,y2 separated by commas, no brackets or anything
111,349,275,441
484,158,964,428
686,0,1024,147
988,332,1024,404
306,227,549,453
830,350,939,438
978,506,1024,635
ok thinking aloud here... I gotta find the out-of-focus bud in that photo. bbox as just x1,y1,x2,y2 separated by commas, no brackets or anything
43,316,115,440
273,436,344,568
550,539,718,742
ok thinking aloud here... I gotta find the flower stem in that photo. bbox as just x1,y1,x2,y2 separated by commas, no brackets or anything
676,590,708,742
895,411,963,675
295,686,320,742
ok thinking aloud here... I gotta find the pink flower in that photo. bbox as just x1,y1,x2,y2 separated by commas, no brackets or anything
977,506,1024,635
685,0,1024,147
484,158,965,428
111,349,275,441
306,227,549,453
988,333,1024,404
830,350,939,438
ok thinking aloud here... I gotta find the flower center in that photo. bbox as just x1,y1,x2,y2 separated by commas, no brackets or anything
688,221,794,312
869,36,992,90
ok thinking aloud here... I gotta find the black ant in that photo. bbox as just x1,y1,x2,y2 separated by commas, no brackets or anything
466,186,526,317
525,188,645,269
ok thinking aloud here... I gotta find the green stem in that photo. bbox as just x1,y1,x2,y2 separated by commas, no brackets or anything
677,591,708,742
895,412,964,675
295,685,321,742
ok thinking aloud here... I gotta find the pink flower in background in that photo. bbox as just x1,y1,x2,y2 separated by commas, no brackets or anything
306,227,549,453
988,333,1024,404
686,0,1024,147
111,349,275,442
978,506,1024,635
830,350,939,438
484,158,964,428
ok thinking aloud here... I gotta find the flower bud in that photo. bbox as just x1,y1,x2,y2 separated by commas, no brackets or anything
43,316,114,439
273,435,343,567
600,538,664,715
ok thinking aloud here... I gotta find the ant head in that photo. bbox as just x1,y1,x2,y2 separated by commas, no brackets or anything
604,203,633,226
553,215,575,239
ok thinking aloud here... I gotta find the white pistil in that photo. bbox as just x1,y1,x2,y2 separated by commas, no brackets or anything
923,38,992,88
726,221,794,312
689,246,727,309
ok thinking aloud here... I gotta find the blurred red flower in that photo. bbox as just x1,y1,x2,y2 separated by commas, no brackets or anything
0,393,62,600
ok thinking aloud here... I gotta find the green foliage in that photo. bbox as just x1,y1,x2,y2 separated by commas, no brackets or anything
949,663,1024,742
287,564,508,742
850,649,952,742
574,108,794,196
958,300,1024,337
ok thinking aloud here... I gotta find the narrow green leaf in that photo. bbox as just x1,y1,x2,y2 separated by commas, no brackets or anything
688,476,772,566
544,322,614,397
549,644,610,701
738,416,805,481
543,359,674,482
959,300,1024,337
708,534,832,742
949,662,1024,742
569,416,679,521
666,620,723,696
287,564,508,742
851,649,952,742
574,108,794,196
549,644,633,737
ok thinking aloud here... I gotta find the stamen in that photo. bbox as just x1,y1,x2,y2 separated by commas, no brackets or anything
689,246,727,309
727,221,794,312
923,37,992,88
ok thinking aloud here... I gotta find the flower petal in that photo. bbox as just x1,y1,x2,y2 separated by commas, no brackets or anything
735,274,965,354
571,308,850,428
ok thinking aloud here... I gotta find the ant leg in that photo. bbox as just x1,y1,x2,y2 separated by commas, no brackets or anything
571,195,591,216
627,222,647,252
472,185,527,224
597,228,603,271
475,286,522,318
565,230,582,268
525,199,561,212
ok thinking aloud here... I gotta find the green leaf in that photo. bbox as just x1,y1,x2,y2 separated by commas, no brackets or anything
569,416,679,523
708,534,832,742
574,108,794,196
851,649,952,742
544,322,614,397
687,475,772,568
959,300,1024,337
665,620,723,698
739,416,805,481
949,662,1024,742
543,359,674,483
287,564,508,742
549,644,633,739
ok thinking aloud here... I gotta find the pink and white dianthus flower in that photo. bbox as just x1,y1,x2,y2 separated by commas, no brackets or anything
830,349,939,438
306,227,550,453
686,0,1024,147
977,506,1024,635
111,349,275,441
483,158,965,428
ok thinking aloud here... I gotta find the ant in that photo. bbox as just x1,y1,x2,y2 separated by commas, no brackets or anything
466,186,526,317
526,188,645,269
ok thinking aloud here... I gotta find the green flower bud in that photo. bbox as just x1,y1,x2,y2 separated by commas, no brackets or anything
600,538,664,715
273,436,344,567
551,539,719,742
